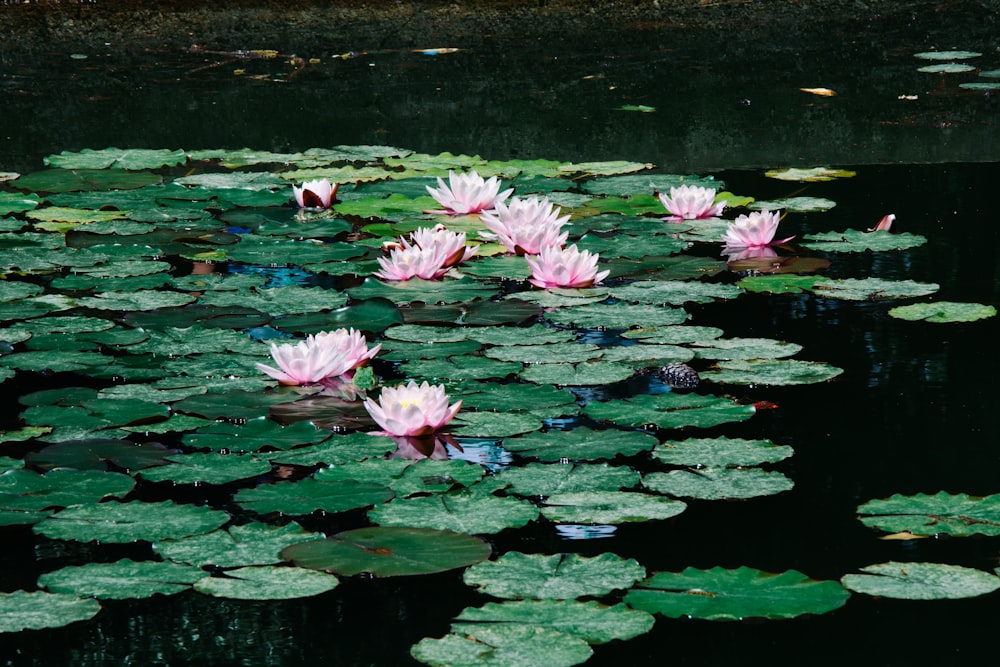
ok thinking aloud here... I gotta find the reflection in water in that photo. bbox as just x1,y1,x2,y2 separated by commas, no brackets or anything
555,524,618,540
449,438,512,471
227,263,315,287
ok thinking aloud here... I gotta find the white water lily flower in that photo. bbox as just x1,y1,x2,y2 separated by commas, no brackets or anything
374,243,451,281
721,209,794,248
408,225,477,267
658,185,725,220
292,178,338,209
364,380,462,436
425,170,513,215
480,196,570,255
256,328,380,385
525,243,610,289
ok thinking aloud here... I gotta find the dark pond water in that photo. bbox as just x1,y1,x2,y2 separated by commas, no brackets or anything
1,2,999,665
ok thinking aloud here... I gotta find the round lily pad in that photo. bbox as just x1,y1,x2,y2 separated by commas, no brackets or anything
653,436,794,467
454,599,655,644
642,467,794,500
283,526,491,577
194,565,340,600
502,427,657,462
154,521,321,567
842,562,1000,600
496,462,641,497
0,590,101,633
463,551,646,600
369,492,539,534
411,624,593,667
856,491,1000,537
888,301,996,323
234,478,394,516
38,558,204,600
33,500,229,543
540,491,687,524
626,566,850,620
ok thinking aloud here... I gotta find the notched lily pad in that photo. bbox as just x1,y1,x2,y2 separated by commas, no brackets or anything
888,301,996,323
463,551,646,600
842,561,1000,600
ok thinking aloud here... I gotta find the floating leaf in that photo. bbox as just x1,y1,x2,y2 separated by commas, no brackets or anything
642,467,794,500
764,167,856,182
485,342,603,365
0,468,135,511
464,552,646,600
608,280,742,305
194,565,340,600
450,411,545,438
545,303,689,329
411,624,592,667
800,229,926,252
749,197,836,212
701,358,844,386
653,436,793,467
347,276,498,305
34,500,229,543
502,427,657,462
888,301,996,323
454,599,654,644
369,492,539,534
0,591,101,633
857,491,1000,537
692,337,802,360
14,169,162,193
842,562,1000,600
45,148,188,170
626,566,850,619
155,521,320,567
520,361,635,386
496,463,640,496
584,393,755,429
917,63,976,73
815,277,940,301
39,558,204,600
283,526,491,576
540,491,686,524
316,458,484,497
913,50,982,60
234,478,394,516
138,452,272,485
181,417,333,452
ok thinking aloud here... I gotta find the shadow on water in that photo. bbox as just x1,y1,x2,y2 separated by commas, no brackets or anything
1,1,999,665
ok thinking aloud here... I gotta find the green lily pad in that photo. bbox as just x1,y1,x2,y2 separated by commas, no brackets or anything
608,280,742,305
453,382,578,414
384,324,470,343
584,393,755,429
692,337,802,360
642,467,794,500
580,174,719,196
14,168,162,193
181,416,333,451
194,565,340,600
653,437,794,467
265,432,396,466
138,452,272,485
155,521,320,567
888,301,996,323
502,427,657,462
369,492,539,534
700,359,844,386
283,526,492,576
0,192,41,214
466,324,576,346
621,325,724,344
764,167,856,182
454,599,654,644
913,50,982,60
234,478,394,516
450,411,545,438
38,558,204,600
749,196,836,212
315,458,484,497
347,276,498,305
857,491,1000,537
917,63,977,73
0,591,101,633
496,462,640,497
464,551,646,600
811,277,939,301
34,500,229,543
520,361,635,386
411,623,593,667
403,355,522,382
378,339,482,361
842,562,1000,600
626,566,850,619
485,342,603,365
545,303,689,329
45,148,188,170
801,228,926,252
540,491,687,524
0,468,135,511
598,344,693,366
737,274,822,294
199,286,349,315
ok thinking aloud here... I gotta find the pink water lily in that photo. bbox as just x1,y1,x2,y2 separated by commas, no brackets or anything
408,224,478,267
525,243,610,289
364,380,462,437
480,196,570,255
292,178,338,209
870,213,895,232
374,243,451,281
256,328,380,386
425,170,513,215
659,185,726,220
721,210,794,248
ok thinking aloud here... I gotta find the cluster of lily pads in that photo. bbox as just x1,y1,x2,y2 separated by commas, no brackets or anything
0,146,996,666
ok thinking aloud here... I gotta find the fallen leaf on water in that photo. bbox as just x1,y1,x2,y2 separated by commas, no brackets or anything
800,87,836,97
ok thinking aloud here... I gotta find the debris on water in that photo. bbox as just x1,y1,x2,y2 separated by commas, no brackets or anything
655,363,700,389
